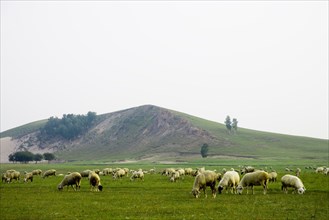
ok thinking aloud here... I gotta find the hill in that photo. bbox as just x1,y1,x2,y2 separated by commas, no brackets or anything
1,105,327,163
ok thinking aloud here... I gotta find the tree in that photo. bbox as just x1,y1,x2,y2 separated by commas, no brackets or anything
43,153,55,163
200,143,209,158
232,118,238,134
225,116,232,133
34,153,43,163
8,151,34,163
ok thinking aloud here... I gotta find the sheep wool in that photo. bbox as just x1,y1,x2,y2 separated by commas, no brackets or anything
281,174,306,194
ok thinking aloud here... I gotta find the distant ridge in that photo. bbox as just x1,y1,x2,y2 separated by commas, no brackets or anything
1,105,327,162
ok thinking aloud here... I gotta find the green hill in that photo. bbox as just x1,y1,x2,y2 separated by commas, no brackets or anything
1,105,327,163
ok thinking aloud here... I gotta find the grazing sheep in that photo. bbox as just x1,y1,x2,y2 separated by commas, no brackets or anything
43,169,56,178
237,171,269,195
295,168,301,177
315,167,324,173
268,171,278,183
80,170,92,178
88,171,103,191
217,171,240,194
102,168,113,176
113,169,126,179
130,170,144,181
24,172,33,183
169,171,180,182
281,174,306,194
32,169,42,176
241,166,255,175
5,171,20,183
184,168,193,176
191,171,219,198
57,172,82,191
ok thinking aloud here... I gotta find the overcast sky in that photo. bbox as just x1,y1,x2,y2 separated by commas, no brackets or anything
1,1,328,139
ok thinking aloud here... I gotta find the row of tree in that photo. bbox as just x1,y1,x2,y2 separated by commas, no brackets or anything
39,111,97,140
8,151,55,163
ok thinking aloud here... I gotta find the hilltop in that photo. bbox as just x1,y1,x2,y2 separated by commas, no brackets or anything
1,105,327,163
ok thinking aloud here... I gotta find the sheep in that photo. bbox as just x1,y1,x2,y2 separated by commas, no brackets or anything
113,169,126,179
2,173,7,183
281,174,306,194
130,170,144,181
32,169,42,176
57,172,82,191
24,172,33,183
88,171,103,191
268,171,278,182
5,171,20,183
323,167,328,175
237,171,269,195
43,169,56,178
191,170,219,198
184,168,193,176
240,166,255,175
315,167,324,173
217,171,240,194
295,168,301,177
80,170,92,178
169,171,180,182
102,168,113,176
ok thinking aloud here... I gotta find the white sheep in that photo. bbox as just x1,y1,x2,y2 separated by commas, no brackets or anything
43,169,56,178
88,171,103,191
217,171,240,194
169,171,180,182
237,171,269,195
24,172,33,183
5,170,20,183
240,166,255,175
315,167,324,173
113,169,126,179
32,169,42,176
80,170,92,178
130,170,144,181
191,170,219,198
281,174,306,194
268,171,278,182
57,172,82,191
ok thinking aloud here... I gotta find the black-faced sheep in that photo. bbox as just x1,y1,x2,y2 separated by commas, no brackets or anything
191,171,220,198
58,172,82,191
281,174,306,194
24,172,33,183
237,171,269,195
88,171,103,191
43,169,56,178
217,171,240,194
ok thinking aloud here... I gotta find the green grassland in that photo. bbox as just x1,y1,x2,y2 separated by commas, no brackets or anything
1,163,328,219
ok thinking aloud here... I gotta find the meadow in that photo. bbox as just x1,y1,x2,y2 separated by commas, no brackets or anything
0,162,328,220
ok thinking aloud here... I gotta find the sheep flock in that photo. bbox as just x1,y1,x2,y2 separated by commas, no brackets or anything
1,165,327,198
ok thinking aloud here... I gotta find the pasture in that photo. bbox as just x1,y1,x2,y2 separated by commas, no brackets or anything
0,163,328,219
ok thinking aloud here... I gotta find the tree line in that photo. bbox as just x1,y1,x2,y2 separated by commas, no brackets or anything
8,152,55,163
39,111,97,140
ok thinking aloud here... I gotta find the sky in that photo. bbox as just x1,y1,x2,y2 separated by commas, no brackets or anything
1,1,328,139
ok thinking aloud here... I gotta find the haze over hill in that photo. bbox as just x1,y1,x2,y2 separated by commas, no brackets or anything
0,105,327,163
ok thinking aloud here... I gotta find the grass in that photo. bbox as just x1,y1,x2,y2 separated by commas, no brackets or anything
1,163,328,219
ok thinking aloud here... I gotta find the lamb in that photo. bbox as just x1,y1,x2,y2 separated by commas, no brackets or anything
43,169,56,178
281,174,306,194
24,172,33,183
268,171,278,182
57,172,82,191
130,170,144,181
88,171,103,191
237,171,269,195
217,171,240,194
191,170,219,198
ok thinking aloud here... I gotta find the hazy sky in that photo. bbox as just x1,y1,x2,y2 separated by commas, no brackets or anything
1,1,328,139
